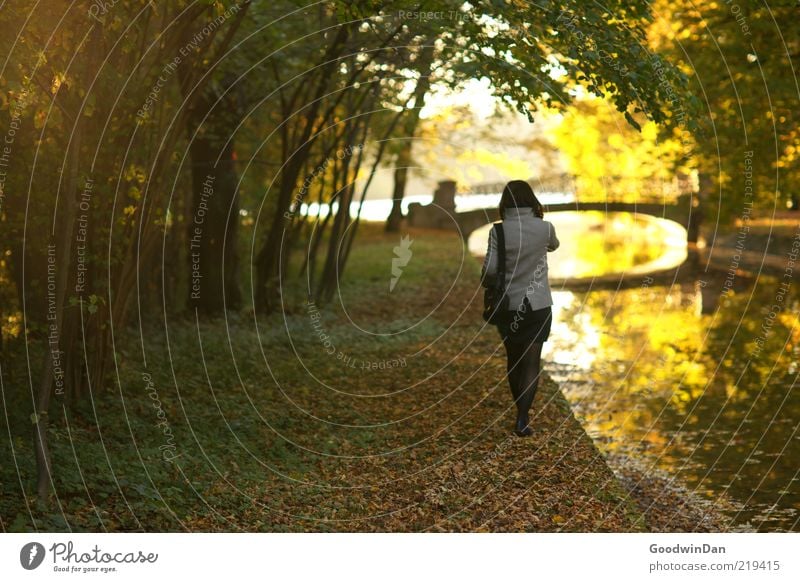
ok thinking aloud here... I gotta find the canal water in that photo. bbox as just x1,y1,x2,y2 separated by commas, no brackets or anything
470,212,800,531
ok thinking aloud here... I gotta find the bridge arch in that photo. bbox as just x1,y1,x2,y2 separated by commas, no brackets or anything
406,181,699,244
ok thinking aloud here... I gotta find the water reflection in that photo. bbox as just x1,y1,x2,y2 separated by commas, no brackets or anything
547,271,800,531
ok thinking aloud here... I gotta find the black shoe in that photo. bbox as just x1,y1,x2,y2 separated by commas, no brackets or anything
514,417,533,437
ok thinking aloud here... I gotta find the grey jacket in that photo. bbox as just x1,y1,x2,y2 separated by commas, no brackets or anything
481,207,560,311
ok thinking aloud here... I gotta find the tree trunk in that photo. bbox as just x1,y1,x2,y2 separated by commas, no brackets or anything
187,135,242,312
35,100,85,506
688,171,711,245
255,165,301,312
385,43,435,233
386,145,410,232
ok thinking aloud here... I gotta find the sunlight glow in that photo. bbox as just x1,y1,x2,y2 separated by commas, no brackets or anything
421,77,498,119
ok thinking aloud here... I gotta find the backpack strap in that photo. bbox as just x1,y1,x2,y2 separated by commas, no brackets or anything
495,223,506,293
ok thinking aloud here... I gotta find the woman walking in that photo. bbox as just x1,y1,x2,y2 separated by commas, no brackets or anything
481,180,559,436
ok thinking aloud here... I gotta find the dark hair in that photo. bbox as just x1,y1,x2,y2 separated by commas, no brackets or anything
499,180,543,219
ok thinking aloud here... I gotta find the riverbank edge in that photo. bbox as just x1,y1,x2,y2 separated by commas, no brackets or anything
600,450,756,532
540,368,749,532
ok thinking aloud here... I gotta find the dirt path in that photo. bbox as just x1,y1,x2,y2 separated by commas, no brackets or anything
219,226,653,532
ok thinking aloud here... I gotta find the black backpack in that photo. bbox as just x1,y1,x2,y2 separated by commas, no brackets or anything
482,223,509,323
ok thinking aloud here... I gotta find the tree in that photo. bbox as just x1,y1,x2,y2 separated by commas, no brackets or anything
650,0,800,223
0,0,249,504
181,73,246,313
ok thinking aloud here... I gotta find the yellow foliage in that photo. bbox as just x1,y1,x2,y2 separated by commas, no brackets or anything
549,98,686,201
455,148,533,181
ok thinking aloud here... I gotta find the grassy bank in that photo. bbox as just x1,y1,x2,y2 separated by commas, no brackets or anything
3,225,649,532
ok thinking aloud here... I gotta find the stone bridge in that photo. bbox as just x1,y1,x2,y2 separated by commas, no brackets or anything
407,180,700,243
